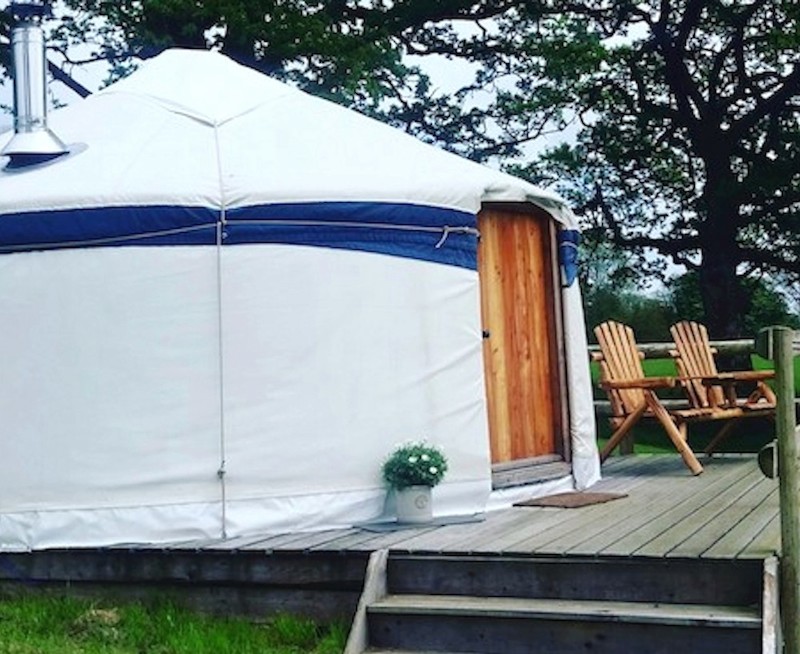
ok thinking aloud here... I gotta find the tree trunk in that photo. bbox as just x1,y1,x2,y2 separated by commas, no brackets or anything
696,186,749,341
697,227,753,371
697,255,748,336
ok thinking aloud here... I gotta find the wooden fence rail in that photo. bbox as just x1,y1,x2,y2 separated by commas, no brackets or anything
588,337,767,359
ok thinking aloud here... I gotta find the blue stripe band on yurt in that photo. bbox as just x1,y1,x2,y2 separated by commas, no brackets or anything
0,202,478,269
225,202,478,269
227,201,477,229
225,223,477,270
0,205,219,252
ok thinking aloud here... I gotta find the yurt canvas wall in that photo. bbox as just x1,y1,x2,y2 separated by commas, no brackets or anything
0,50,598,550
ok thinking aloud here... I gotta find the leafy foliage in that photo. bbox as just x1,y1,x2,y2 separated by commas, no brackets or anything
584,286,676,343
584,269,799,343
667,272,800,335
382,441,448,489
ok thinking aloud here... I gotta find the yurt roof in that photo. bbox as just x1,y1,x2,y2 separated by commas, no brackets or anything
0,49,576,260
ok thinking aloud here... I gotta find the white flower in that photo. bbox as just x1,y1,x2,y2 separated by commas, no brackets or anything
408,456,418,463
421,454,430,462
429,466,438,474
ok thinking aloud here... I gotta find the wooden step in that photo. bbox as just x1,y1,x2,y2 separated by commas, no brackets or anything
368,594,761,654
386,554,762,606
370,594,760,628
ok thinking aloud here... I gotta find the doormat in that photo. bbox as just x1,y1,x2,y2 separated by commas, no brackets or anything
514,491,627,509
355,513,485,533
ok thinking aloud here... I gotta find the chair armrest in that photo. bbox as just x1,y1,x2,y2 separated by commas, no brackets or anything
700,370,775,384
601,377,677,390
697,371,775,409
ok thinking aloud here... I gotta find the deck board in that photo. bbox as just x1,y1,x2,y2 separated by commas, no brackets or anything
388,508,523,554
247,454,779,561
506,461,728,556
668,472,779,559
391,457,686,556
588,459,764,557
632,465,765,558
703,504,779,560
241,456,776,560
740,511,782,560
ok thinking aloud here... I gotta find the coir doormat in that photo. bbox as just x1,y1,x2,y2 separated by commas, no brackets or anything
514,491,627,509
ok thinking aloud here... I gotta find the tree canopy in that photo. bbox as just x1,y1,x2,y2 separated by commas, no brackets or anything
2,1,798,337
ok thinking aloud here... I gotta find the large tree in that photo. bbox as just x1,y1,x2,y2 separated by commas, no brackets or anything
500,2,800,338
2,1,798,337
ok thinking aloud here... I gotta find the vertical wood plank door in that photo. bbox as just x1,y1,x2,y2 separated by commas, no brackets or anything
478,208,563,464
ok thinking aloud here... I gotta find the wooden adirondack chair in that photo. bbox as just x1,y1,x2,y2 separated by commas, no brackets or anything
670,320,776,455
593,321,705,475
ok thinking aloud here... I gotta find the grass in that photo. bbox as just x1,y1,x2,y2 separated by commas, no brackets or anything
0,595,347,654
597,416,777,456
590,354,800,393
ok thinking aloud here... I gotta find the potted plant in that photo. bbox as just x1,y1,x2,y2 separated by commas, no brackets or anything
382,441,448,523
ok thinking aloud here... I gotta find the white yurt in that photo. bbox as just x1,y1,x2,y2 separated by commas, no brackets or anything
0,49,598,550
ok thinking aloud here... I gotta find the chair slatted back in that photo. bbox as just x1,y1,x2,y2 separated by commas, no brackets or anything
670,320,725,408
594,321,647,417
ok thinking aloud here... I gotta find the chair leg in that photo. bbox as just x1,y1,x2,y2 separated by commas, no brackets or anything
600,403,647,462
645,391,704,475
704,419,740,456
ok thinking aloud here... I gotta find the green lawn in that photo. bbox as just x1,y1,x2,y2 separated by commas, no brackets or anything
0,595,346,654
590,355,800,393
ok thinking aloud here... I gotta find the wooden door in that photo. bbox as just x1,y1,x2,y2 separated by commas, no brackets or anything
478,207,564,464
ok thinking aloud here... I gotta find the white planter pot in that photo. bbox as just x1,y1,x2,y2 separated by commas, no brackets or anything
395,485,433,524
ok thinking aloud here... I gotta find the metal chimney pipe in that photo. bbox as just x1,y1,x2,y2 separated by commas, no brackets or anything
1,1,67,167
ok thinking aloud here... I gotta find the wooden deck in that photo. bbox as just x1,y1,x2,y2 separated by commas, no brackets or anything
187,453,780,560
0,454,780,623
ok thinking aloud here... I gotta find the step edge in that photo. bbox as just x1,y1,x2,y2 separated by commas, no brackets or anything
368,595,762,629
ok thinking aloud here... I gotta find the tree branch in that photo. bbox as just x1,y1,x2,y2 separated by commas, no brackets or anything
729,64,800,140
738,247,800,273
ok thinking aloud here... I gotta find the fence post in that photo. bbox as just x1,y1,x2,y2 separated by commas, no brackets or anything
756,326,799,654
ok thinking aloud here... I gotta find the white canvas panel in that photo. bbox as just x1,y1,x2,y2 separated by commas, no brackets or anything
0,247,223,516
218,92,490,213
563,282,601,489
0,501,223,551
1,95,220,215
103,47,296,126
224,478,491,537
220,245,492,527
